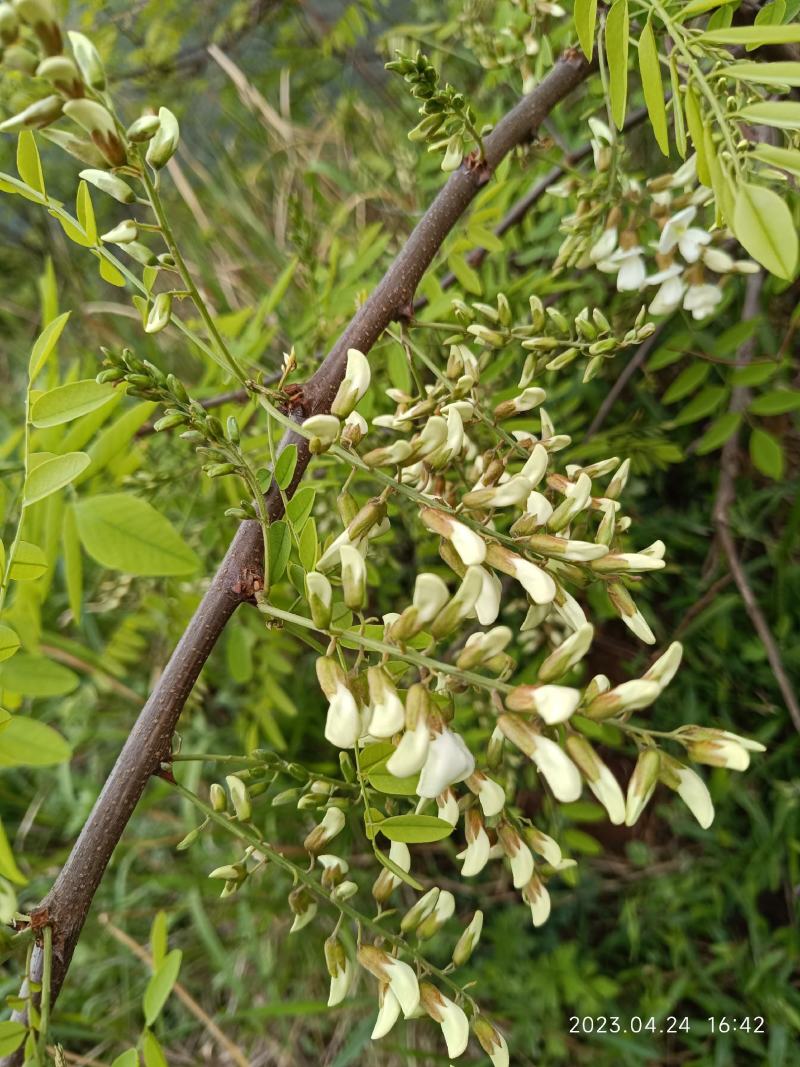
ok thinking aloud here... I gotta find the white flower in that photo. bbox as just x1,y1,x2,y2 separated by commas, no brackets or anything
662,761,714,828
647,265,686,316
683,282,722,320
499,826,535,889
474,566,502,626
327,952,353,1007
529,734,583,801
702,246,735,273
367,667,406,738
386,719,430,777
525,490,554,525
589,225,618,262
680,727,765,771
371,985,402,1040
625,749,661,826
421,507,486,566
458,809,491,876
317,527,356,572
420,984,470,1058
413,572,451,623
417,729,475,798
520,442,549,485
644,641,683,688
522,875,551,926
358,946,420,1018
468,771,506,817
437,788,460,826
339,543,366,611
658,206,711,263
474,1019,510,1067
331,347,371,417
452,910,483,966
324,681,362,748
616,248,647,291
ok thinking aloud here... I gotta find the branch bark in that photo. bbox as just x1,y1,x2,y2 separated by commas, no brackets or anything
4,48,591,1058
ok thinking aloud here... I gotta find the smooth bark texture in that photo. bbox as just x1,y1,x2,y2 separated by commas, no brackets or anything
4,49,590,1056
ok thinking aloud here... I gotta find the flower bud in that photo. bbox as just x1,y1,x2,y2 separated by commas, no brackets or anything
339,543,366,611
584,679,661,720
607,582,655,644
505,684,581,724
0,3,19,43
538,623,594,682
548,472,592,532
498,714,582,802
420,507,486,566
429,565,483,639
302,413,340,453
371,840,411,903
209,782,227,812
462,473,533,510
67,30,105,89
331,348,371,417
325,936,352,1007
644,641,683,688
625,748,661,826
565,734,625,824
303,805,346,854
225,774,251,821
126,113,161,143
14,0,61,54
400,887,440,933
456,626,512,670
367,666,405,738
36,55,83,97
485,543,556,604
79,168,136,204
101,219,138,244
63,98,126,166
590,552,666,574
678,726,765,771
493,386,546,420
305,571,332,630
525,533,608,562
451,909,483,966
0,94,63,132
146,106,180,170
416,888,455,940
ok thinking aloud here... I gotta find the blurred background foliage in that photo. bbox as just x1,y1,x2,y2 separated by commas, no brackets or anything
0,1,798,1065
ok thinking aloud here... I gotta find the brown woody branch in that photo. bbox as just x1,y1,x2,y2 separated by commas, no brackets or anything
3,48,591,1058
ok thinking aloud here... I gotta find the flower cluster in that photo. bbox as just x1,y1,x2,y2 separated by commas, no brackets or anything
555,121,758,321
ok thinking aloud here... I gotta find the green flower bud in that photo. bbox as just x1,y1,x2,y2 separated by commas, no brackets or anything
101,219,138,244
126,113,161,142
0,3,19,44
452,909,483,966
63,98,126,166
305,571,333,630
2,43,39,74
36,54,83,96
146,106,180,170
14,0,61,54
79,168,136,204
145,292,172,334
0,93,62,132
67,30,105,89
209,783,227,812
226,774,252,821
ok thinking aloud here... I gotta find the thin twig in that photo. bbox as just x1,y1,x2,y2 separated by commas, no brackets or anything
98,914,250,1067
585,318,671,439
711,271,800,734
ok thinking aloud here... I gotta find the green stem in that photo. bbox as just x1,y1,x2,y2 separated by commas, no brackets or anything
138,161,249,385
257,598,513,695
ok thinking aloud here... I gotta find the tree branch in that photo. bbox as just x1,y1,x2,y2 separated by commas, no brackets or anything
3,48,591,1057
711,272,800,735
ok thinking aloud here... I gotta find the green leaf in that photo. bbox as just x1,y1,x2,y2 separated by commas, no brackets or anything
739,100,800,129
110,1051,140,1067
9,541,47,582
28,311,71,380
732,361,779,386
446,252,481,295
374,846,424,890
751,143,800,177
700,25,800,45
685,87,710,185
575,0,598,59
732,182,798,279
606,0,629,129
74,493,200,576
672,385,727,426
24,452,90,505
31,379,115,427
63,503,83,623
78,401,157,483
142,1030,168,1067
267,520,291,583
367,763,420,796
669,53,687,158
378,814,455,844
298,517,317,572
99,255,127,287
639,19,669,155
0,816,26,885
76,180,97,244
17,131,44,196
749,427,784,478
663,362,711,403
0,654,79,697
0,625,20,664
749,389,800,415
678,0,737,16
143,948,182,1027
723,61,800,85
286,486,316,531
274,444,298,490
0,715,72,766
150,910,168,969
695,411,742,453
0,1022,26,1058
